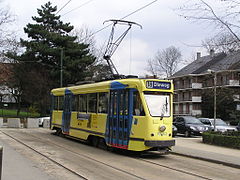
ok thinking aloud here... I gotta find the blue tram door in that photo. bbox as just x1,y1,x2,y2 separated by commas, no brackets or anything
62,89,73,134
106,87,134,149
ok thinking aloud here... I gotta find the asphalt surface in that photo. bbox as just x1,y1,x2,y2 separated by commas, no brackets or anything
0,130,240,180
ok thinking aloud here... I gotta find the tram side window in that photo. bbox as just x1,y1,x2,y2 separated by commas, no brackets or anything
79,94,87,113
72,95,78,112
133,91,145,116
53,96,58,110
88,93,97,113
58,96,64,110
98,92,108,113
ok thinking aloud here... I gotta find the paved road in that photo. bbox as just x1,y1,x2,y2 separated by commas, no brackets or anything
0,129,240,180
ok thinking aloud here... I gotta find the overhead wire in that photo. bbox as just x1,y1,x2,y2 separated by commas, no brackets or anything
92,0,159,74
56,0,159,70
61,0,95,17
56,0,73,14
121,0,158,20
55,0,158,39
91,0,159,37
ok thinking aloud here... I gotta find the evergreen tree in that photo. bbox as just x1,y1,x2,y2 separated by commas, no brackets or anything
202,88,237,120
20,1,96,87
8,2,96,115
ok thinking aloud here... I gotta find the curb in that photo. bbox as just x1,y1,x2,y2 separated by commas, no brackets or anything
170,151,240,169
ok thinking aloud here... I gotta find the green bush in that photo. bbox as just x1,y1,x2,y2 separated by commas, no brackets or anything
202,131,240,149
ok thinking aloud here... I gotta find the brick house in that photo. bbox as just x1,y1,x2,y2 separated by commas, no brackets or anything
170,50,240,117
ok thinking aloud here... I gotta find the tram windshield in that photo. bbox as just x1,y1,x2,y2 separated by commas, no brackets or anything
144,92,170,117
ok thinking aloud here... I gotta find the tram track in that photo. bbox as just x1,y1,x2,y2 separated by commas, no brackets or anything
136,157,212,180
0,129,88,180
0,129,147,180
0,129,234,180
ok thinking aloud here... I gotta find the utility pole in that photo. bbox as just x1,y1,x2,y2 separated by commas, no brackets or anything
213,71,217,131
60,48,63,87
208,69,217,131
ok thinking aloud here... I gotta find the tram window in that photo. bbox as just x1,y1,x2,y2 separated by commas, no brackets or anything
88,93,97,113
133,91,145,116
144,92,170,117
113,92,117,114
98,92,108,113
79,94,87,113
72,95,78,111
53,96,58,110
120,91,129,115
58,96,64,110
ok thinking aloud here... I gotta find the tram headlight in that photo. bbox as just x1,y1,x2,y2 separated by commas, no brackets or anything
159,125,166,132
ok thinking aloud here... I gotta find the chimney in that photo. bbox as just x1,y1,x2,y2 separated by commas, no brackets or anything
210,49,215,57
196,52,201,60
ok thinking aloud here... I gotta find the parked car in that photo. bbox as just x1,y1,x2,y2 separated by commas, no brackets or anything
173,116,211,137
38,117,50,127
237,122,240,131
199,118,237,132
172,125,177,137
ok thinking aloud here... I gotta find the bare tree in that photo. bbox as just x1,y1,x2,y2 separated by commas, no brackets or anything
70,25,96,55
147,46,182,78
202,32,240,52
70,26,112,80
146,58,158,77
0,2,16,52
178,0,240,48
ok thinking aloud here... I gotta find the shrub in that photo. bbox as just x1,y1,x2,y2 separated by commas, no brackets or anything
202,131,240,149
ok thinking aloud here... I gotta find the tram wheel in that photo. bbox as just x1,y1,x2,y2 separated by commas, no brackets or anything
98,138,108,150
92,136,99,147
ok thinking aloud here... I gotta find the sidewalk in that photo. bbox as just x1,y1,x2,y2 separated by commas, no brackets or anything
0,136,56,180
172,136,240,168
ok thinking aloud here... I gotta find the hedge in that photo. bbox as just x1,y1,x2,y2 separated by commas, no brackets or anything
202,131,240,149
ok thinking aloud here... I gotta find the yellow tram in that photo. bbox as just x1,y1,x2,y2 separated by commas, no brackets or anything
50,78,175,152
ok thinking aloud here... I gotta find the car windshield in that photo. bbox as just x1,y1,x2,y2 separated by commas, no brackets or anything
144,92,170,117
210,119,227,126
199,118,211,125
184,116,203,124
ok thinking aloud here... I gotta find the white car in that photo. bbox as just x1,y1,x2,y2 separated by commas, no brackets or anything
199,118,237,132
38,117,50,127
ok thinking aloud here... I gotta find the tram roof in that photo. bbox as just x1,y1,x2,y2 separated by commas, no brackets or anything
51,78,173,96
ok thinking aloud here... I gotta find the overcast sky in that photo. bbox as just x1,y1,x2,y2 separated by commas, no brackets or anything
2,0,217,77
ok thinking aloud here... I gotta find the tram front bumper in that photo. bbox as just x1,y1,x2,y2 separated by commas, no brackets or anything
144,140,175,148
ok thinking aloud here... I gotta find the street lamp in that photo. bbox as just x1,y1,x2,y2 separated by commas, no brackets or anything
60,48,63,87
207,69,217,131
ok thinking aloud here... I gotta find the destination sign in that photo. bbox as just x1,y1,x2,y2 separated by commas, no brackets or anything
146,81,171,90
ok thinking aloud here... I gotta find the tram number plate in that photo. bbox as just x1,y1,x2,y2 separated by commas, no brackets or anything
146,81,171,90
